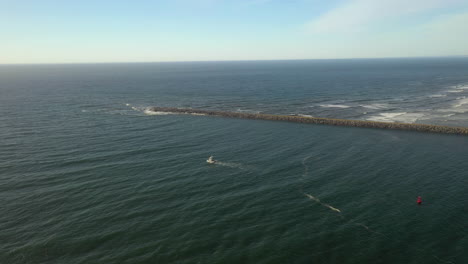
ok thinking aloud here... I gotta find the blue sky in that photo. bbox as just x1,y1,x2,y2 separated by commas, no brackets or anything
2,0,468,63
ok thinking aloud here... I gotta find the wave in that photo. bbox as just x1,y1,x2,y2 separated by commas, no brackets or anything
143,107,206,116
125,104,177,116
447,89,464,93
360,103,389,110
428,94,447,98
453,98,468,108
444,84,468,94
143,109,175,115
319,104,351,109
366,112,425,123
236,108,260,114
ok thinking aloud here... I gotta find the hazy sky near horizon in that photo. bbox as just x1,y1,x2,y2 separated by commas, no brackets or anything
2,0,468,63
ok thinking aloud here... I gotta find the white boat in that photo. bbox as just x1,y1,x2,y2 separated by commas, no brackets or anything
206,156,216,164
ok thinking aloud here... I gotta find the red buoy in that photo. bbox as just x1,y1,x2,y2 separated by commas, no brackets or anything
417,196,422,205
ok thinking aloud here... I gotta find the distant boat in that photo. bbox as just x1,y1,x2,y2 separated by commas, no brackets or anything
206,156,216,164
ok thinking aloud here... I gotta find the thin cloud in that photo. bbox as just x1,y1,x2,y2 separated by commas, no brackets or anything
306,0,467,34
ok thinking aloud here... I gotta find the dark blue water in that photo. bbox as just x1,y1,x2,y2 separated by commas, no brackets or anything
1,58,467,263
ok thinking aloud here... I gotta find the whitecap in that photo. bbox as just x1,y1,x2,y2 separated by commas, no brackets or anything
428,94,447,98
452,84,468,90
360,103,389,109
366,112,425,123
236,108,260,114
319,104,351,109
447,89,464,93
453,98,468,108
143,109,174,115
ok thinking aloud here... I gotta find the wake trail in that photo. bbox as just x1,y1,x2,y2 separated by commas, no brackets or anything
299,156,455,264
209,158,256,171
300,156,342,215
354,223,389,238
215,161,246,169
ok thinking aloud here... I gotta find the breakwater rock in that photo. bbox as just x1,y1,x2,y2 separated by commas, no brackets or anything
148,107,468,136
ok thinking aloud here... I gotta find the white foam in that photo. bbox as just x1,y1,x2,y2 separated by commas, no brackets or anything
452,84,468,90
125,103,131,106
236,108,260,114
428,94,447,98
212,161,251,170
366,112,425,123
143,109,174,115
360,103,388,109
367,112,406,121
447,89,464,93
304,193,341,213
453,98,468,108
298,114,313,117
319,104,351,109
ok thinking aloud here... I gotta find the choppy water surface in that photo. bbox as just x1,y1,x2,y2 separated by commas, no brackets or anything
1,58,467,263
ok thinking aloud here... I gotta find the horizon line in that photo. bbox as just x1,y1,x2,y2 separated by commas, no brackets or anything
1,55,468,66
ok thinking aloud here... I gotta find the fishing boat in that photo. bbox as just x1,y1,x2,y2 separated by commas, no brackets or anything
206,156,216,164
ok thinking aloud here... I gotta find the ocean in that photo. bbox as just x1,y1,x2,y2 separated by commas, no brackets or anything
1,58,467,263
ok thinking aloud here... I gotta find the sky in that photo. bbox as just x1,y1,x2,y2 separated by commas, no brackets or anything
1,0,468,64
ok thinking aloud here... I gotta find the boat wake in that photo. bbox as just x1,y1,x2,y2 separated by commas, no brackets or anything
304,193,342,213
300,156,342,215
299,156,454,264
215,161,246,169
206,156,253,170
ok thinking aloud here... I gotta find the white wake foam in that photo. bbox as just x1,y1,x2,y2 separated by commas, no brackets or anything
211,161,252,170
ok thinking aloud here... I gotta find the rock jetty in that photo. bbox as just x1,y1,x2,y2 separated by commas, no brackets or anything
148,107,468,136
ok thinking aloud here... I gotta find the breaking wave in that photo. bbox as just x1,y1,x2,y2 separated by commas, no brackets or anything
366,112,425,123
319,104,351,109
